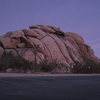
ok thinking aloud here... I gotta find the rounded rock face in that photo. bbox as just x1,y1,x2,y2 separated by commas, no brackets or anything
0,25,99,73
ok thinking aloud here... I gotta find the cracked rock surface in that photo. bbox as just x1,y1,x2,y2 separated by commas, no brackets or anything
0,25,99,72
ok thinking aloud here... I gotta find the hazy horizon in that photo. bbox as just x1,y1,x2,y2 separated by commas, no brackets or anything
0,0,100,57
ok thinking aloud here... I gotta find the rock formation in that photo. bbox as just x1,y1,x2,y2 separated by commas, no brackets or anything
0,25,99,73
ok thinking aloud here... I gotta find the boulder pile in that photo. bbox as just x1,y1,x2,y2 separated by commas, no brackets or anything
0,25,99,73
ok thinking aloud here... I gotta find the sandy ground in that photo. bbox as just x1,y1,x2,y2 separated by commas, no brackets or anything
0,74,100,100
0,72,100,77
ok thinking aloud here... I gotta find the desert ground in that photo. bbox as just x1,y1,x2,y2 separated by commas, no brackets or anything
0,73,100,100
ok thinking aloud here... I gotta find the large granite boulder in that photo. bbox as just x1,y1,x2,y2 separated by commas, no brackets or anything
0,25,99,73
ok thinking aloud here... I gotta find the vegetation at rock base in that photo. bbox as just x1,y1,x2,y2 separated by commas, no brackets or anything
0,52,100,73
71,62,100,73
0,52,33,72
0,52,66,73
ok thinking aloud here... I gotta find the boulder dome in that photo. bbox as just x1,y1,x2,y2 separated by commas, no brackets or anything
0,25,99,73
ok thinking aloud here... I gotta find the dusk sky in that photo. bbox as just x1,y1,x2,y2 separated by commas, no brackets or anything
0,0,100,57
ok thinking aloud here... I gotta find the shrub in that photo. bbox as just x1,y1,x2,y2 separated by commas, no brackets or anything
0,52,33,72
71,65,90,73
40,61,58,72
71,63,100,73
39,61,68,73
89,64,100,73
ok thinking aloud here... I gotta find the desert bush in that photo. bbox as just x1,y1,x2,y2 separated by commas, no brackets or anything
89,64,100,73
39,61,68,73
0,64,4,71
71,63,100,73
0,52,33,72
39,61,58,72
71,65,90,73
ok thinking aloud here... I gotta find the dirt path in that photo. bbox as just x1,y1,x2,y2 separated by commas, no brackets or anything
0,72,100,77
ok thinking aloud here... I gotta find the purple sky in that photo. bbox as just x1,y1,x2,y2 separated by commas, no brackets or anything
0,0,100,57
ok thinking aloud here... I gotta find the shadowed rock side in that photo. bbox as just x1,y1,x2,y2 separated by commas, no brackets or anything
0,25,100,73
